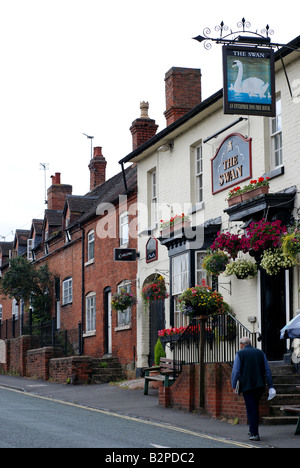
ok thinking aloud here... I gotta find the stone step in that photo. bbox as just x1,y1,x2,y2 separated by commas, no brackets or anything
270,393,300,406
273,383,300,394
269,404,300,417
90,357,125,384
262,415,299,426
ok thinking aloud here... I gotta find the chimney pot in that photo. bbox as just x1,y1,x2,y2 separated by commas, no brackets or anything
130,102,158,151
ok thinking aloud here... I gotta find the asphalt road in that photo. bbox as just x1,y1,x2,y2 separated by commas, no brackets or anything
0,386,254,450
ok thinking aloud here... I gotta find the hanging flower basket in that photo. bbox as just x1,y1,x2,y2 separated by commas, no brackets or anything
211,232,249,259
224,259,257,279
260,248,296,276
111,289,137,312
227,177,270,206
141,276,168,304
178,280,228,318
202,250,230,276
245,218,287,253
281,227,300,259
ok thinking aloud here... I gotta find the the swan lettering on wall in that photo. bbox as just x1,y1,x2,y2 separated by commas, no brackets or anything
223,46,275,117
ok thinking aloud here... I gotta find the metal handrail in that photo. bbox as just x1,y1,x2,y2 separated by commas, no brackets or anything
172,312,259,379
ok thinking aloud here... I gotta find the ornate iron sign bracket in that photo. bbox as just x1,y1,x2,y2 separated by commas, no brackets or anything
193,18,298,51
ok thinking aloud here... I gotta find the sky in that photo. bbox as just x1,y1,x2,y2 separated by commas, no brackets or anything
0,0,299,241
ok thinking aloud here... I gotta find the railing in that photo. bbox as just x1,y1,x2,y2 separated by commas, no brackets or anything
171,313,259,378
0,315,82,357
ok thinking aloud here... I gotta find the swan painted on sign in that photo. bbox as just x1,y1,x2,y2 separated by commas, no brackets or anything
229,60,269,98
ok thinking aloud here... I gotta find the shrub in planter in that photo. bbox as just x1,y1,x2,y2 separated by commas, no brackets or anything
154,339,166,366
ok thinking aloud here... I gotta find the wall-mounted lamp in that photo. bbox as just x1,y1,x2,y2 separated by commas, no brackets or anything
158,141,174,152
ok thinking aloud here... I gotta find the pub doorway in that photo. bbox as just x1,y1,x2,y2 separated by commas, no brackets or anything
260,268,291,361
149,299,165,367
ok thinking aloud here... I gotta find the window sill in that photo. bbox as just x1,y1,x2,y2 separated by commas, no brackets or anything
188,201,205,215
83,330,96,338
85,258,94,267
263,165,284,180
115,324,132,332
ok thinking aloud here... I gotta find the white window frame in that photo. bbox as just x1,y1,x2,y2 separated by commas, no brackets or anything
172,253,190,328
62,277,73,305
270,96,283,169
195,251,208,286
151,170,158,227
117,281,132,327
12,299,19,319
0,304,3,322
27,239,34,261
120,212,129,247
87,230,95,262
196,145,203,203
86,292,96,333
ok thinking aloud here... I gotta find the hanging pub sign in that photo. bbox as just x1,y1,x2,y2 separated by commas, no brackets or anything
223,45,275,117
146,237,158,263
211,133,252,194
114,248,137,262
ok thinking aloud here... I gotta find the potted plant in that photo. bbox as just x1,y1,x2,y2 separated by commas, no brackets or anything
211,231,249,259
111,289,137,312
178,280,228,318
202,250,230,276
227,177,270,206
141,276,168,304
224,258,257,279
260,248,296,276
160,213,190,237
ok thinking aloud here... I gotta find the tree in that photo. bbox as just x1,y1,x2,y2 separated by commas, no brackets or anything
0,257,54,325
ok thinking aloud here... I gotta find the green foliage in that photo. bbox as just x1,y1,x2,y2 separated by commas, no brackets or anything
0,257,54,325
154,339,166,366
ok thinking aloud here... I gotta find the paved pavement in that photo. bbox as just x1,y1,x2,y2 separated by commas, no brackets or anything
0,374,299,448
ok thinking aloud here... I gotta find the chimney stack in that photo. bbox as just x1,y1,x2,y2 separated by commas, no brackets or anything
164,67,202,126
89,146,107,190
130,102,158,150
47,173,72,210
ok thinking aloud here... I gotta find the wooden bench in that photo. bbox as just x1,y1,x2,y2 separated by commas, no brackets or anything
143,358,178,395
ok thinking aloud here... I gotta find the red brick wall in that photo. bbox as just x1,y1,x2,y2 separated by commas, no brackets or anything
49,356,93,384
26,347,63,380
161,363,271,424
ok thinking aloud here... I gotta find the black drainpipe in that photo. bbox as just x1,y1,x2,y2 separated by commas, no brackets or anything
79,224,85,355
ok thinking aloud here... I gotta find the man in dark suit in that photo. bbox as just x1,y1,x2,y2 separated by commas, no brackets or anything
231,337,274,441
